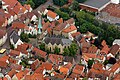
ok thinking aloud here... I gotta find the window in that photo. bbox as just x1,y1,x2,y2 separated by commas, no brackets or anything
50,47,51,51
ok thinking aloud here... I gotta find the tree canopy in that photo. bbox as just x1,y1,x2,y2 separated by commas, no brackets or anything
63,43,78,56
53,0,68,6
20,32,30,43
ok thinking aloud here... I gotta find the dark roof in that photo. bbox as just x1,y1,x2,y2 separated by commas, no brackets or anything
10,30,20,44
63,56,74,63
82,0,110,8
44,37,72,45
110,44,119,55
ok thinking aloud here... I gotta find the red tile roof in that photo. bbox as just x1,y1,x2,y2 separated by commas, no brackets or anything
0,15,6,27
12,22,28,29
13,2,26,15
47,10,57,19
33,48,47,58
7,69,17,78
9,49,20,56
100,45,110,54
60,62,72,74
110,44,119,55
3,0,18,8
15,43,32,54
48,54,63,64
31,59,41,71
113,73,120,80
66,18,74,25
87,46,98,53
102,3,120,18
73,64,84,75
0,29,6,38
24,4,31,11
101,40,107,47
25,73,44,80
62,25,77,33
10,63,22,71
71,32,81,38
58,18,63,23
15,69,29,80
110,63,120,73
35,62,52,73
92,63,104,70
42,22,51,31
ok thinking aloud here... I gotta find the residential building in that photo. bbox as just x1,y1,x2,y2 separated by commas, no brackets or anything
47,10,59,21
0,29,7,46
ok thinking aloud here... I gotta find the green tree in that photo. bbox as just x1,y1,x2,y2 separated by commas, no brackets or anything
63,48,70,56
26,0,35,8
55,9,70,20
69,43,78,56
76,0,87,3
53,0,68,6
33,0,47,8
10,43,14,49
39,43,45,51
54,46,60,54
88,59,94,69
71,0,79,11
20,32,30,43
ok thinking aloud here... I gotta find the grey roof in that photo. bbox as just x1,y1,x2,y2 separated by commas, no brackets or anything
10,30,20,44
44,37,72,45
82,0,110,8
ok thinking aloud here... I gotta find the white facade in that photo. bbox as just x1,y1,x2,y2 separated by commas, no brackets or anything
111,0,120,4
0,33,7,46
31,15,37,22
24,25,38,35
47,15,59,22
10,38,23,48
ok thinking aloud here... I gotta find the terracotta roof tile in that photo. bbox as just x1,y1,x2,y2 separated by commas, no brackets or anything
47,10,57,19
10,63,22,71
31,59,41,71
48,54,63,65
25,73,44,80
58,18,63,23
60,62,72,74
101,40,107,47
15,69,29,80
110,44,119,55
24,4,31,11
42,22,51,31
110,63,120,73
71,32,81,38
9,49,20,56
7,69,17,78
0,29,6,38
73,64,84,75
100,45,110,54
88,46,98,53
62,25,77,33
33,48,47,58
12,22,27,29
66,18,74,25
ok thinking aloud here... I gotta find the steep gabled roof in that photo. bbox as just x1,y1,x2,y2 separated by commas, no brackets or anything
10,30,20,44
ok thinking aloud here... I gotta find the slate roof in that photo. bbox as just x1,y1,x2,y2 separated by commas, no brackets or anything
82,0,110,8
44,37,72,45
10,30,20,44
